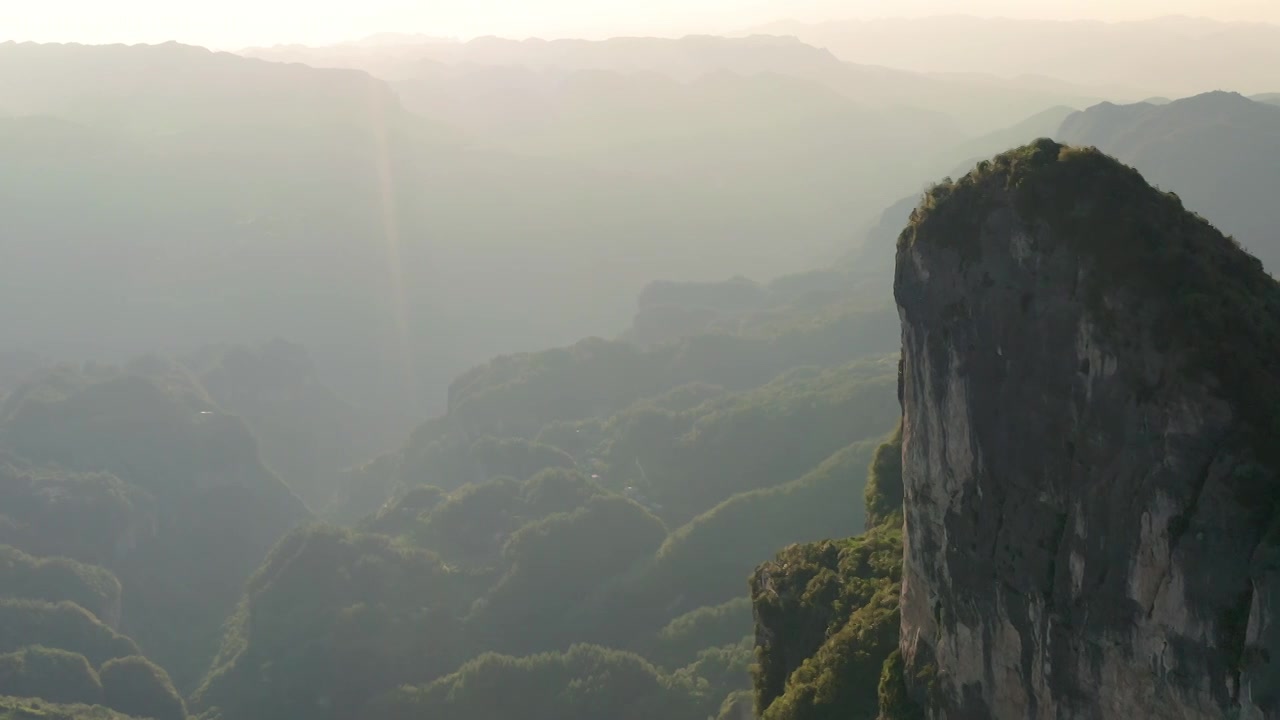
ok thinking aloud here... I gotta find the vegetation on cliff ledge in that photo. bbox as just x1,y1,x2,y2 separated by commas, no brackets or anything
749,426,914,720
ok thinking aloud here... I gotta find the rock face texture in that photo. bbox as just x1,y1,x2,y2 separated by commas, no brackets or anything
894,140,1280,719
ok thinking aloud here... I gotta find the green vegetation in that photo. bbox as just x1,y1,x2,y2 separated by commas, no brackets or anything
13,32,1278,720
599,360,898,524
180,340,369,512
0,602,138,668
749,431,907,720
369,644,720,720
650,440,878,612
520,468,606,518
0,648,103,707
400,436,576,494
863,423,905,527
194,335,901,719
0,366,289,504
358,485,447,537
0,695,136,720
0,649,185,720
1,67,910,713
0,459,152,570
877,651,925,720
745,134,1280,717
468,496,668,654
0,365,310,688
0,198,904,720
98,657,185,720
671,640,754,709
411,477,526,567
392,316,898,509
716,690,755,720
0,548,121,628
467,438,577,486
192,527,465,720
751,527,903,720
656,599,753,668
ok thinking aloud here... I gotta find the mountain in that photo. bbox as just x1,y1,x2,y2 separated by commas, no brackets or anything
946,104,1079,168
0,40,987,438
246,34,1121,133
1057,91,1280,270
751,140,1280,719
0,545,122,628
0,697,141,720
843,195,920,284
0,40,1147,446
188,253,904,719
893,138,1280,717
0,41,443,136
370,644,728,720
0,41,450,434
386,64,972,264
8,31,1275,720
178,340,368,511
0,361,309,688
752,15,1280,96
338,330,900,523
244,34,846,82
849,91,1280,282
0,339,369,514
837,104,1086,284
443,34,831,79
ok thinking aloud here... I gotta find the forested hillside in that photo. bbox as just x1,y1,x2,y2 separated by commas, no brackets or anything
0,246,904,719
189,269,902,717
7,126,1277,719
0,362,308,688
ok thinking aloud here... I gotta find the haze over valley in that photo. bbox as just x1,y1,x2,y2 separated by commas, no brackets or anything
1,3,1278,719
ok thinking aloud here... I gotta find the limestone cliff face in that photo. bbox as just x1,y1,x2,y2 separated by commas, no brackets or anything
894,140,1280,719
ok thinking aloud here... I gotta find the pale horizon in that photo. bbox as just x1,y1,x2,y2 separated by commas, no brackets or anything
7,0,1280,51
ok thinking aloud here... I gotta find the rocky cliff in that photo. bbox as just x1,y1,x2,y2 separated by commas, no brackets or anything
894,139,1280,718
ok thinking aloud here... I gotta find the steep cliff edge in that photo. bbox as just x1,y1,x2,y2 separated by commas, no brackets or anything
895,139,1280,718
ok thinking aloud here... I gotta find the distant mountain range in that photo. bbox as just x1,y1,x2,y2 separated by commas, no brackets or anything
849,91,1280,278
751,16,1280,96
242,34,1127,133
0,38,1048,435
3,34,1274,448
1057,91,1280,269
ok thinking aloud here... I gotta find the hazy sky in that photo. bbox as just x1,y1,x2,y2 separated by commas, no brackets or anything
7,0,1280,49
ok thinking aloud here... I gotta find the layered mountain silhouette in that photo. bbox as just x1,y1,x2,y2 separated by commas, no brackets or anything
1057,91,1280,270
753,16,1280,96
